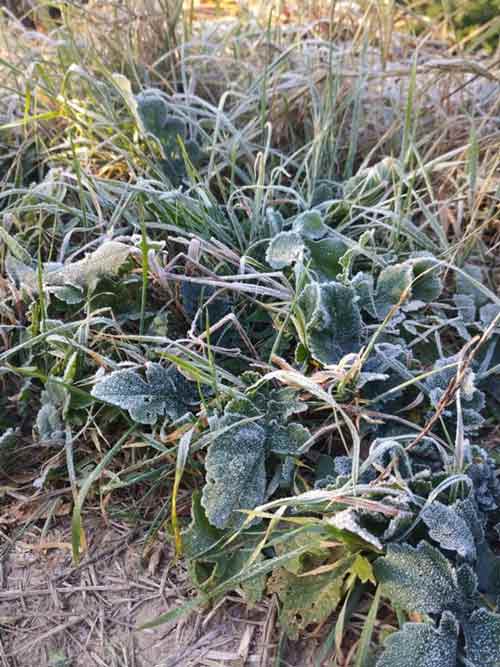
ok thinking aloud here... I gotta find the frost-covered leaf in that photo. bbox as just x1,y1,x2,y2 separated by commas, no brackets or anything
305,237,347,280
454,293,476,323
201,383,310,529
369,439,413,478
480,303,500,328
136,90,186,146
328,509,383,551
261,387,307,421
135,89,202,184
36,403,64,444
91,363,198,425
202,416,267,530
352,271,378,318
182,492,222,560
375,263,413,319
376,612,459,667
35,381,67,445
374,542,462,615
266,231,304,269
421,500,476,560
409,255,443,303
467,447,500,513
425,355,486,433
465,608,500,667
51,284,85,304
267,421,310,455
292,210,329,240
268,556,354,639
299,281,362,364
9,241,132,296
456,264,488,307
46,241,131,289
180,282,231,323
476,541,500,598
0,428,17,449
343,157,399,206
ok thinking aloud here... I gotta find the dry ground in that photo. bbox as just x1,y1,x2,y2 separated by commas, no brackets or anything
1,517,311,667
0,495,322,667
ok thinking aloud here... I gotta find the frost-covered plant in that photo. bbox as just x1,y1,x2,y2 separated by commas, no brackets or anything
312,439,500,665
91,363,199,425
201,375,310,530
135,90,202,186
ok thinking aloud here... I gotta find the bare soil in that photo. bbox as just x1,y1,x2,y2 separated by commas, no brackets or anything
0,518,316,667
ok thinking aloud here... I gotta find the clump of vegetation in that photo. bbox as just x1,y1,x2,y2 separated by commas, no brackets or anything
0,1,499,664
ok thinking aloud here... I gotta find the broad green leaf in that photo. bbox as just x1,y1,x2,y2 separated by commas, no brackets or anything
274,527,330,575
91,363,198,425
135,89,202,184
265,231,304,269
374,542,462,615
409,256,443,303
202,416,267,530
421,500,476,560
292,210,329,240
465,608,500,667
221,549,267,606
376,612,459,667
136,90,186,149
352,271,378,318
299,281,362,364
375,263,413,319
182,492,222,560
268,556,354,639
305,237,347,280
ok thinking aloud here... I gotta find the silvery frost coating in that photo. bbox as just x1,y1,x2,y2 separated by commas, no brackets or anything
421,500,476,560
6,241,132,304
91,363,199,425
374,540,500,666
201,385,310,531
374,542,464,615
298,280,362,364
376,612,459,667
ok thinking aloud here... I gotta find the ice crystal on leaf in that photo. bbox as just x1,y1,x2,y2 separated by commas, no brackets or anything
91,363,198,425
376,612,459,667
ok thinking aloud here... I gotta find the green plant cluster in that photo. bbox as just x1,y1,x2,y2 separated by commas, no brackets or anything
0,5,499,664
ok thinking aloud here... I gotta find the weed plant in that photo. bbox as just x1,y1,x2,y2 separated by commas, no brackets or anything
0,1,499,664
